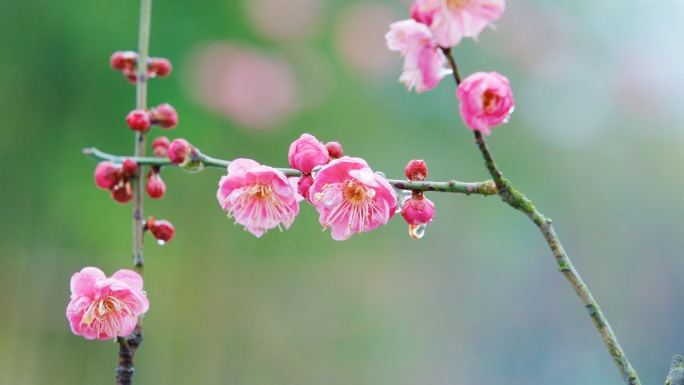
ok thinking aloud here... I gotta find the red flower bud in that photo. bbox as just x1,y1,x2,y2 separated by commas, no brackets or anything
405,159,428,181
126,109,151,131
94,161,121,190
146,171,166,199
168,138,191,165
149,58,172,77
122,159,138,178
146,217,175,244
150,103,178,129
297,174,315,202
152,136,171,158
110,181,133,204
110,51,136,71
325,141,343,159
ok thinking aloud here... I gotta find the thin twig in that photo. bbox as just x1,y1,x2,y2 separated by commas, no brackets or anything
83,147,499,196
442,48,641,385
116,0,152,384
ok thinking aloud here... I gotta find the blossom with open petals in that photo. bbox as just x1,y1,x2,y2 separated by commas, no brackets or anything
66,267,149,340
456,71,514,134
386,19,447,93
217,158,299,237
410,0,505,48
310,157,397,240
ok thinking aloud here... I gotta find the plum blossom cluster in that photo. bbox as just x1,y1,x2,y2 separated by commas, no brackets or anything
386,0,514,135
216,134,412,240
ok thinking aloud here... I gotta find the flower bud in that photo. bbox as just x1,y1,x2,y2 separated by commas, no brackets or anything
126,109,151,131
456,72,514,135
149,58,172,77
325,141,343,159
122,159,138,178
146,217,175,243
168,138,191,165
288,133,329,174
146,171,166,199
405,159,428,181
149,103,178,129
94,161,121,189
297,174,315,202
123,68,138,84
400,195,435,225
152,136,170,158
110,181,133,204
110,51,136,71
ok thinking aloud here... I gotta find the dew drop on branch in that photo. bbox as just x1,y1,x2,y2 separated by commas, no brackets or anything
157,240,166,246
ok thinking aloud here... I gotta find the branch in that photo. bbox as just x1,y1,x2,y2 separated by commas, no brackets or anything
666,355,684,385
83,147,498,196
441,48,641,385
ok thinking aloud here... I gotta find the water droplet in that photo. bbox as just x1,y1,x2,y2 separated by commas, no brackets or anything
395,190,411,214
408,224,426,239
157,239,166,246
311,165,323,178
374,171,386,179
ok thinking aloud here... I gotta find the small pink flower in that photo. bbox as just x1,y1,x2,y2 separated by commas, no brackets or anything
456,71,514,134
288,133,329,174
410,0,505,48
400,195,435,225
386,19,447,93
217,158,300,237
310,157,397,240
66,267,149,340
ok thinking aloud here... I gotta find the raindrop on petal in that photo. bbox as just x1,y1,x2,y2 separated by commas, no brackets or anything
157,240,166,246
408,224,426,239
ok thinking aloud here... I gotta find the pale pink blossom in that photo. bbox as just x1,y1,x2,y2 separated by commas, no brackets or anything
217,158,299,237
456,71,514,134
310,157,397,240
66,267,149,340
386,19,447,93
410,0,505,48
288,133,329,174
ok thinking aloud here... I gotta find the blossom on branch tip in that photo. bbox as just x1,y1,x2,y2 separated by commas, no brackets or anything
386,19,447,93
288,133,329,174
456,71,514,135
310,157,397,240
66,267,149,340
410,0,505,48
217,158,300,238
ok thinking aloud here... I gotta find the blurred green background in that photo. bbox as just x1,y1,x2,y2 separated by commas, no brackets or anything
2,0,684,384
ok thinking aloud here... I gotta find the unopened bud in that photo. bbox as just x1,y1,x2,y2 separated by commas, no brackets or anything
297,174,315,202
400,195,435,225
168,138,191,165
325,141,343,159
152,136,170,158
150,103,178,129
110,181,133,204
146,171,166,199
126,109,151,131
146,217,175,243
405,159,428,181
94,161,121,190
121,159,138,178
149,58,172,77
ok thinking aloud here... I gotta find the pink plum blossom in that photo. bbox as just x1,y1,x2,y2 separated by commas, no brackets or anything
217,158,299,237
386,19,447,93
66,267,149,340
410,0,505,48
310,157,398,240
288,133,329,174
456,71,514,135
